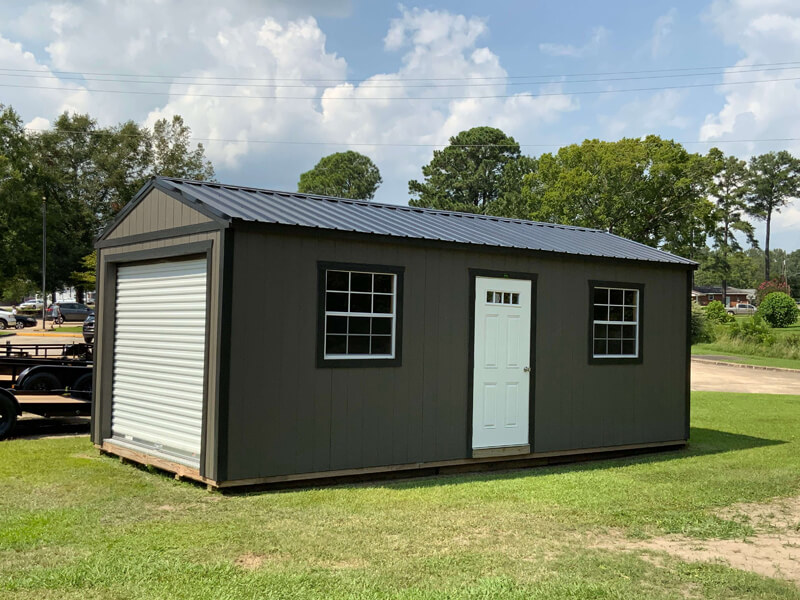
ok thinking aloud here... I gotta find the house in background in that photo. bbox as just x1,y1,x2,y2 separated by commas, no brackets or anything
692,286,755,307
91,176,697,489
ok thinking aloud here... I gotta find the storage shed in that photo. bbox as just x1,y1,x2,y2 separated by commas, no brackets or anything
91,176,696,488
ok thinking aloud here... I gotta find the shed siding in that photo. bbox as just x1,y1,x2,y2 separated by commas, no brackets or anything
223,228,689,481
105,189,212,240
92,229,223,478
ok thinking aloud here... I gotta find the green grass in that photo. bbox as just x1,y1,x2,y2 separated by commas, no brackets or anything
692,345,800,370
2,392,800,598
47,325,83,333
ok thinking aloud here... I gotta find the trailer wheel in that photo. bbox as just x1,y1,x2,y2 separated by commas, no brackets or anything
20,372,61,392
69,373,93,400
0,393,17,440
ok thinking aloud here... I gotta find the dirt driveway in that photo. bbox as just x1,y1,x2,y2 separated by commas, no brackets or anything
691,359,800,394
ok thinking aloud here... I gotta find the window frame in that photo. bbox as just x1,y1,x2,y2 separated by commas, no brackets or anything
316,261,404,368
587,280,644,365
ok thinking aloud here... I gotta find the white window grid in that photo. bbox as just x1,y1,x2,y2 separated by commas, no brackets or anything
324,270,397,359
485,290,520,305
592,287,639,359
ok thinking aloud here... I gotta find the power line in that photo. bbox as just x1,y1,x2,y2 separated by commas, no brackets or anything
4,75,800,101
22,127,800,149
2,59,800,83
2,65,800,90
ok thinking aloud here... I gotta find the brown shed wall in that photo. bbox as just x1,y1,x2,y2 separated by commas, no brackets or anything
220,226,690,482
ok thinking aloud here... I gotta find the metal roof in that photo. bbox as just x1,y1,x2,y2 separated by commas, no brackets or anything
153,177,696,266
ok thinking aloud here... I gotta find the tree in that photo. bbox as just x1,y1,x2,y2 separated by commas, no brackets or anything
705,148,755,304
745,151,800,281
0,105,41,296
297,151,382,200
0,105,216,302
409,127,521,213
33,113,100,301
92,120,152,225
71,251,97,290
694,249,761,289
151,115,215,181
489,155,539,219
755,278,792,305
519,136,712,257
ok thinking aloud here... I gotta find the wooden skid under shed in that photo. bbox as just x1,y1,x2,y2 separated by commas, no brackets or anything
99,439,687,492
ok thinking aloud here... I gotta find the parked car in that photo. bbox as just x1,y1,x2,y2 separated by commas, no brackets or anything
11,313,37,329
47,302,94,322
727,303,756,315
18,298,43,311
0,309,17,330
82,314,95,344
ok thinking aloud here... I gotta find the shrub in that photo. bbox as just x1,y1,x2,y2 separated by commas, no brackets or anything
705,300,734,324
755,278,792,304
757,292,800,328
690,303,714,344
728,314,775,345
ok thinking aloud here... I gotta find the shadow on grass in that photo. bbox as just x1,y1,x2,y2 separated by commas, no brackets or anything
221,427,786,494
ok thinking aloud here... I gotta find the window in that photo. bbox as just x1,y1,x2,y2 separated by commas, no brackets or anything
485,290,520,305
318,263,404,367
589,282,643,362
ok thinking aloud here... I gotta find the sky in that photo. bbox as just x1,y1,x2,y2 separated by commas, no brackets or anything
1,0,799,253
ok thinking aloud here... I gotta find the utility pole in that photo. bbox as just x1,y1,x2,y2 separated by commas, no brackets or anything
41,196,46,329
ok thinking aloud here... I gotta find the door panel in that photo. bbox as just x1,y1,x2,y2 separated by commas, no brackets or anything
472,276,532,450
109,258,208,468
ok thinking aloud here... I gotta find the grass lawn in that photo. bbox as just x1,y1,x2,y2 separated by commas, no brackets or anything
46,325,83,333
692,344,800,370
2,392,800,598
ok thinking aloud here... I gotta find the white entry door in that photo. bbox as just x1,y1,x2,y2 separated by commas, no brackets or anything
472,276,532,450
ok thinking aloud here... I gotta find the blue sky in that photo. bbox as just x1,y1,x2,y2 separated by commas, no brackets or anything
1,0,799,251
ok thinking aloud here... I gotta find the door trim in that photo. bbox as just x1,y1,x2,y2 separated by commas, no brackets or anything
98,241,214,477
467,269,538,456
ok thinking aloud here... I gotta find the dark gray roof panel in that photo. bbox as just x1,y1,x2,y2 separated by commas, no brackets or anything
157,177,696,266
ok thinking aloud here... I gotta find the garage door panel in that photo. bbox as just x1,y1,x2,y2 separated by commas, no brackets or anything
110,258,207,468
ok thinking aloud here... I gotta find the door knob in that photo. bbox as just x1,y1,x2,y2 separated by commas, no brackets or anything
523,366,531,373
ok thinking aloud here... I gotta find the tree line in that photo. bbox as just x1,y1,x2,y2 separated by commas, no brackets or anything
298,127,800,296
0,105,214,303
3,110,798,303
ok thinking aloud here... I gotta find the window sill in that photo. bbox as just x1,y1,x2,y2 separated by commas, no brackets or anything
317,356,403,369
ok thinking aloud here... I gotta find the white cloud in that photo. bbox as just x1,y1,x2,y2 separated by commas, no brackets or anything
599,90,689,139
539,26,609,58
0,2,577,204
701,0,800,246
651,8,677,58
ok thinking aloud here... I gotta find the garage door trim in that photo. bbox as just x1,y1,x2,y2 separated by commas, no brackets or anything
97,241,213,475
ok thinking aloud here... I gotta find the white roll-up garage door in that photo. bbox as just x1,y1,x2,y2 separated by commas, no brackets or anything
110,258,208,468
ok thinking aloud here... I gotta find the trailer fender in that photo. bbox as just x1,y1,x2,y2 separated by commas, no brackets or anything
15,365,91,391
0,388,20,440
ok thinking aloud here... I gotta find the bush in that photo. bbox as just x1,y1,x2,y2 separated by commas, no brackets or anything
757,292,800,328
705,300,734,324
728,314,775,345
690,303,714,344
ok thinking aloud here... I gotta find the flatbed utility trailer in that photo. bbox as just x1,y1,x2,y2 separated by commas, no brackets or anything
0,388,91,440
0,342,93,439
1,342,92,390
